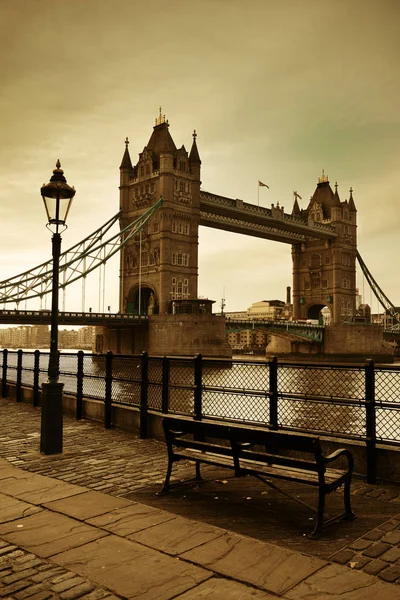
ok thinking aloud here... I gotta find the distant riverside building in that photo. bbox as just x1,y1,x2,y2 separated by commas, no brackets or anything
0,326,95,349
224,299,289,351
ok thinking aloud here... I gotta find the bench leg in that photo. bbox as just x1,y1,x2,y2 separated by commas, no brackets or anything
158,459,173,495
309,490,325,539
195,461,203,481
344,478,355,520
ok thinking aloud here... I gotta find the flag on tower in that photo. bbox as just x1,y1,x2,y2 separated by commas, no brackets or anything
258,180,269,188
293,190,302,200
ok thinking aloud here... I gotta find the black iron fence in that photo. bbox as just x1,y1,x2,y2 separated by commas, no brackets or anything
2,348,400,482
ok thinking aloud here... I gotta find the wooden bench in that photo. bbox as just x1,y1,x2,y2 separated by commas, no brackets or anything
160,416,355,538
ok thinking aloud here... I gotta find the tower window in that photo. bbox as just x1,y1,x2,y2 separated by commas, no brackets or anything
145,164,150,176
180,160,186,171
172,252,189,266
179,181,185,192
140,166,144,177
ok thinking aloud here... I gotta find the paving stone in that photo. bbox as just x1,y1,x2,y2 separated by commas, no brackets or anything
331,549,356,565
43,491,132,521
52,534,211,600
363,542,391,558
24,591,53,600
180,532,326,595
2,568,37,584
128,515,225,555
13,559,44,571
382,530,400,545
364,529,384,541
379,520,400,532
380,546,400,563
15,583,47,600
366,489,387,499
174,577,277,599
348,538,373,551
379,563,400,582
348,553,371,570
51,577,87,593
286,563,400,599
363,559,387,575
31,569,66,583
0,579,31,596
60,583,95,600
0,511,107,558
0,547,17,557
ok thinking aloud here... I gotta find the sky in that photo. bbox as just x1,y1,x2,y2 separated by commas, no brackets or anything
0,0,399,314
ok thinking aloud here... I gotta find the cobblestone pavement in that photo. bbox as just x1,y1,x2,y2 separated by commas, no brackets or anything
0,540,118,600
2,398,400,586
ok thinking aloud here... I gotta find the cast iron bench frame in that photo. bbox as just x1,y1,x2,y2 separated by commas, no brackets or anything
160,416,355,538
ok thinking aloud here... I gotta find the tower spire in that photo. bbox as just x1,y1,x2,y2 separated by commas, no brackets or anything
120,137,133,170
189,129,201,163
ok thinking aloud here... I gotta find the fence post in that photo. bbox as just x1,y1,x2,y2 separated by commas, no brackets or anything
140,351,149,438
76,351,84,420
269,356,278,429
365,359,376,484
104,351,113,429
193,353,203,420
2,349,8,398
33,350,40,407
16,349,23,403
161,356,170,414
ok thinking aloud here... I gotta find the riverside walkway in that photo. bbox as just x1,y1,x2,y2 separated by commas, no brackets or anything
1,398,400,598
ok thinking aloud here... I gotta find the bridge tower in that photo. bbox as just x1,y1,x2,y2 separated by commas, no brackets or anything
119,110,201,316
291,172,357,325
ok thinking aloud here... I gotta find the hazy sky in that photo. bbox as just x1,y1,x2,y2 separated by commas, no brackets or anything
1,0,399,313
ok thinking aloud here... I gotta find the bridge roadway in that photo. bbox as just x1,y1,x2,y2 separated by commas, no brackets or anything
199,190,338,244
0,309,148,327
225,318,325,342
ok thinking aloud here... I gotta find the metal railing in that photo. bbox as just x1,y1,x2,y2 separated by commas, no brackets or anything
2,348,400,483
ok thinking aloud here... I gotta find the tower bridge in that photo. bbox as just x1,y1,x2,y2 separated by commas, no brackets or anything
0,111,397,361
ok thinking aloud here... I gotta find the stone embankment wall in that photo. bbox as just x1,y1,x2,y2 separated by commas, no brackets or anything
266,324,394,363
148,314,232,358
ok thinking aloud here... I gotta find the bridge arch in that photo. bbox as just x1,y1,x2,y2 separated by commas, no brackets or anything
307,303,331,324
126,284,158,315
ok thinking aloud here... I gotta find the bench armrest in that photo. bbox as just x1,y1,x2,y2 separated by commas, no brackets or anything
324,448,354,471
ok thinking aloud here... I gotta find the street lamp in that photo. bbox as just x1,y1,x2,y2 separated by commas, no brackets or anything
40,160,75,454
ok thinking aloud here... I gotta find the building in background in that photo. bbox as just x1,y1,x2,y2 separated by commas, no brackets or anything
0,326,95,350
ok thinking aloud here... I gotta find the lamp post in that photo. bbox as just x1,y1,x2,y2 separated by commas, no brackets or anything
40,160,75,454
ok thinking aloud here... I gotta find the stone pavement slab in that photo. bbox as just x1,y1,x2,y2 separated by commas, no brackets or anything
0,492,42,523
43,490,133,520
128,515,226,555
0,510,107,557
174,577,277,598
1,470,86,504
285,562,400,599
180,531,327,596
51,534,211,600
86,503,176,536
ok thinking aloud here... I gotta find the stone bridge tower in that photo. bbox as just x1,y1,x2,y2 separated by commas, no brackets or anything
291,172,357,325
119,111,201,316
